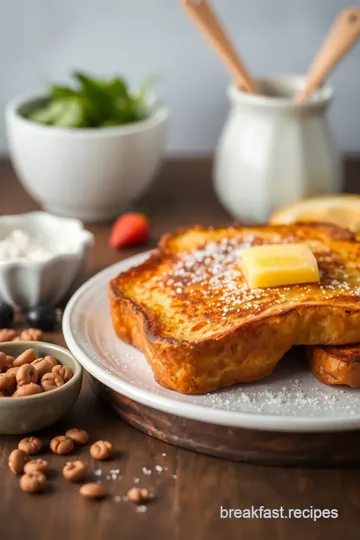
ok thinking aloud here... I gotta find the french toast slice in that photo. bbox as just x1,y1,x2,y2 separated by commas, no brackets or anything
109,223,360,394
308,344,360,388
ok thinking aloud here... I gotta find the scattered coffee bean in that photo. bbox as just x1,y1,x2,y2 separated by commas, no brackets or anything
24,459,48,475
8,449,28,474
127,487,150,504
0,329,16,343
50,435,74,455
90,440,114,461
62,460,87,482
79,483,106,500
6,431,158,506
18,437,42,455
65,428,89,446
19,472,47,493
19,329,43,342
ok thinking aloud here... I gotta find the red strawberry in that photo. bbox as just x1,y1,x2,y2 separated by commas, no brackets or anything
109,212,150,248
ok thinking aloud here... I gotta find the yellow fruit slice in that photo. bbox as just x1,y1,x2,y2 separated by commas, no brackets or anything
270,195,360,237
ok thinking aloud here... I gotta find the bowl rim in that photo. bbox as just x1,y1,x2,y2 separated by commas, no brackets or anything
0,341,83,403
5,93,169,137
0,211,94,268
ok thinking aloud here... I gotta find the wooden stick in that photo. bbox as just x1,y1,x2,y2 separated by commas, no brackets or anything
296,8,360,102
181,0,260,93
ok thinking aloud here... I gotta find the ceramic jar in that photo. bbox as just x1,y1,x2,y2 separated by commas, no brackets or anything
214,75,342,222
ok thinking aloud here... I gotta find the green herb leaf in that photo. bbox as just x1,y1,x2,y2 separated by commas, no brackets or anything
29,101,68,125
50,85,79,100
52,99,86,127
25,71,155,128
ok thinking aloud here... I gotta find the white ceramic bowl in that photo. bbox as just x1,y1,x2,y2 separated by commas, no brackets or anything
6,94,168,222
0,212,93,308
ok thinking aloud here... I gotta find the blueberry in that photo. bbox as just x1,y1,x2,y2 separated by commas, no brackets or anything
0,302,14,327
26,303,57,332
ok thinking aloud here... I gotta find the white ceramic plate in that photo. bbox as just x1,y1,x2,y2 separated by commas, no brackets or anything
63,252,360,433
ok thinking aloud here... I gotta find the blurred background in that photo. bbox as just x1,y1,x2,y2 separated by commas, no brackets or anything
1,0,360,156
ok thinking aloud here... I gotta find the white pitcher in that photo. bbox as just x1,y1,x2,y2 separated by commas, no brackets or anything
214,75,342,223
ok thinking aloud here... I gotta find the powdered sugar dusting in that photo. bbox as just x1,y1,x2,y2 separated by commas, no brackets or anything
206,380,339,415
148,232,360,334
200,358,359,418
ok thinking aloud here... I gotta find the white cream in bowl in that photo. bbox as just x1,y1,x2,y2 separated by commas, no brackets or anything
0,212,94,308
0,229,80,261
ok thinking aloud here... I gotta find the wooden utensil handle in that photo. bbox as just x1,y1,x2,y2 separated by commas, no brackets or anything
296,8,360,102
182,0,259,93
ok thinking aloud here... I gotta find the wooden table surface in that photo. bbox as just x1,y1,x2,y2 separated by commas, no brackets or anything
1,157,360,540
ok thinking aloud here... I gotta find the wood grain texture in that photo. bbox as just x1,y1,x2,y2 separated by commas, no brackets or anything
0,157,360,540
92,377,360,467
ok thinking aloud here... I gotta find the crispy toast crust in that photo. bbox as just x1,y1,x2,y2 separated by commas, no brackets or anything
308,344,360,388
109,223,360,394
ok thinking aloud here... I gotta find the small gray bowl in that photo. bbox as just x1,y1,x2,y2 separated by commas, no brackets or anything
0,341,83,434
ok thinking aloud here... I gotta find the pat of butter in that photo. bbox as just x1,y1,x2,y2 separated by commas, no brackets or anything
241,243,320,288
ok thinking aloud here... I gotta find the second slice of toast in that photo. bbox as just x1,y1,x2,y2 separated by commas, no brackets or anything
308,344,360,388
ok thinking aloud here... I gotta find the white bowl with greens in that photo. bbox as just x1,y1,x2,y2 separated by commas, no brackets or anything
6,72,168,222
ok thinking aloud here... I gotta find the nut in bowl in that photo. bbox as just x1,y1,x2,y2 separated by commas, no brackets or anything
0,341,82,435
0,211,93,308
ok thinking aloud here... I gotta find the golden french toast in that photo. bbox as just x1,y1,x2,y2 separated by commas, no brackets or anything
109,223,360,394
308,344,360,388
